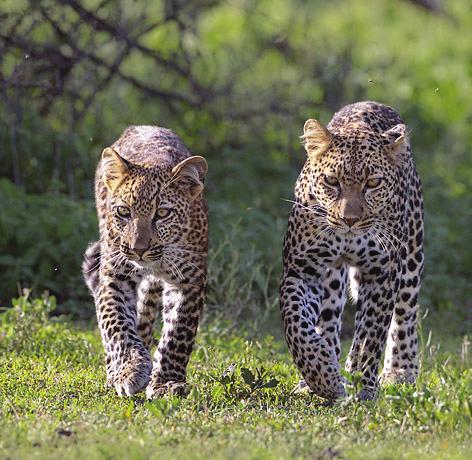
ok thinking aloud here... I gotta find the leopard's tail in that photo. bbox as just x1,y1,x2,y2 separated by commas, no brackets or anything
82,241,101,298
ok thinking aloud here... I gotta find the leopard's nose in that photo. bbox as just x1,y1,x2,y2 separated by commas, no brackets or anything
344,217,359,227
132,247,148,258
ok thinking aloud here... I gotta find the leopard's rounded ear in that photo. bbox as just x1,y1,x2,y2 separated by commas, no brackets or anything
170,156,208,201
382,124,410,166
302,119,332,158
101,147,130,192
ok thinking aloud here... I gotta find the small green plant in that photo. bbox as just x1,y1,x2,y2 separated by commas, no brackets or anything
0,291,56,352
206,362,279,404
240,367,279,394
340,369,365,400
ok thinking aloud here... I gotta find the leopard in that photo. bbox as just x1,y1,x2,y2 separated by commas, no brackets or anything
82,126,208,399
280,101,424,400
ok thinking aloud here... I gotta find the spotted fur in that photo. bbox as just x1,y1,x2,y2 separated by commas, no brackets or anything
280,101,424,400
82,126,208,398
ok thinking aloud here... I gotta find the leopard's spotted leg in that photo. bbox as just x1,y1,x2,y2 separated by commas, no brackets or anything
295,265,348,394
137,276,162,350
146,280,205,399
82,242,114,388
280,268,346,400
316,265,348,361
345,269,398,400
382,244,423,384
96,262,151,396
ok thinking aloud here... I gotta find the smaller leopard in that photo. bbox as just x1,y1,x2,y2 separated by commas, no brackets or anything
280,101,424,400
83,126,208,398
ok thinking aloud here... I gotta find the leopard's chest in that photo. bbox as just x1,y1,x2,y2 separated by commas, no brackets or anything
285,217,401,281
305,232,393,266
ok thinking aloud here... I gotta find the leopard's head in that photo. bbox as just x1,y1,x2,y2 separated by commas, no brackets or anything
101,148,207,267
302,118,409,235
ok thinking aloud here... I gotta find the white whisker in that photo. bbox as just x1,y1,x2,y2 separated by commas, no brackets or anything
281,198,327,216
163,256,184,281
171,254,205,277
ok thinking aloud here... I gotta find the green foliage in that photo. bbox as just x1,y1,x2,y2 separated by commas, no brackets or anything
204,363,279,404
0,291,56,351
0,296,471,459
0,179,97,314
422,185,472,330
3,0,472,198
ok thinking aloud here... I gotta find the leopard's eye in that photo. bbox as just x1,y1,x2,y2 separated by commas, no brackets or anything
365,177,382,189
156,208,172,219
324,175,339,187
116,206,131,219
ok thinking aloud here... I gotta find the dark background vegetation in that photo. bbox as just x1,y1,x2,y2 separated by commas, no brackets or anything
1,0,470,333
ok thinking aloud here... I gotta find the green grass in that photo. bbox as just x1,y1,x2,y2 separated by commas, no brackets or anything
1,296,471,460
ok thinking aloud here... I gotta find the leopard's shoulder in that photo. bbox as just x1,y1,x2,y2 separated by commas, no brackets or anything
111,125,191,168
328,101,404,135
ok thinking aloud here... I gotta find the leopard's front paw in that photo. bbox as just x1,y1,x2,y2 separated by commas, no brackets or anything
113,348,152,397
303,371,346,401
145,380,189,400
381,368,417,385
356,386,378,401
292,379,312,394
106,373,115,388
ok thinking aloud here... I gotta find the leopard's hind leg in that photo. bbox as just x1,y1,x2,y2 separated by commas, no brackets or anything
382,244,424,384
382,185,424,385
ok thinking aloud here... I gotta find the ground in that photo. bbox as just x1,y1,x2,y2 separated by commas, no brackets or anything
0,296,471,460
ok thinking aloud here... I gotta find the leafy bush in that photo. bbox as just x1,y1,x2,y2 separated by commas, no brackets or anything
0,179,97,315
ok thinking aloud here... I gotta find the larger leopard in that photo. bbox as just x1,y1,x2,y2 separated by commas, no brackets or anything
280,101,424,400
82,126,208,398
